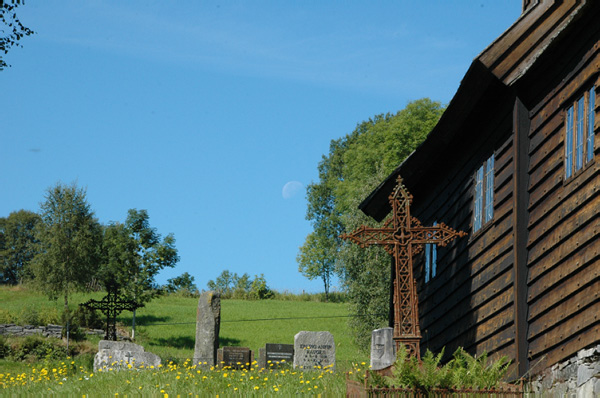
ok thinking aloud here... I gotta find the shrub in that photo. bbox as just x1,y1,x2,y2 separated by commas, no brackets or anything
72,305,103,329
9,335,67,361
249,274,274,300
38,307,61,326
364,346,511,392
0,308,16,323
0,335,11,359
18,305,41,326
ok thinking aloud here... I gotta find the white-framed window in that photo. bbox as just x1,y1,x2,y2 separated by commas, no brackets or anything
565,85,596,179
473,154,495,233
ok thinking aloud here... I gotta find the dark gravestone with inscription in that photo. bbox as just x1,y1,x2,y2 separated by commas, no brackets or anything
293,331,335,371
258,343,294,369
217,346,252,369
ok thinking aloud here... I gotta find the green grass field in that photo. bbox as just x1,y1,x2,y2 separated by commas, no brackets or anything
0,286,366,366
0,286,368,395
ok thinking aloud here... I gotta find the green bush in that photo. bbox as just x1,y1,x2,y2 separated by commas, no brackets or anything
60,310,85,342
9,335,67,361
249,274,274,300
0,335,11,359
364,346,511,392
72,305,103,329
38,307,61,326
18,305,41,326
0,308,16,323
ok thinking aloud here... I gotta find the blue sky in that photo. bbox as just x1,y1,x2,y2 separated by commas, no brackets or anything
1,1,521,293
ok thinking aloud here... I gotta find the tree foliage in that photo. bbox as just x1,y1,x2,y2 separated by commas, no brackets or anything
101,209,179,301
0,0,35,70
296,231,335,300
207,270,273,300
164,272,199,297
300,98,445,349
31,182,102,310
0,209,40,284
100,209,178,339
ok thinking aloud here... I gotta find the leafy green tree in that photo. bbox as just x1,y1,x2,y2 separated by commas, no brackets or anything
0,209,41,284
301,98,445,349
297,231,336,301
100,209,179,339
31,182,103,348
249,273,274,300
207,269,237,297
1,0,35,70
164,272,198,296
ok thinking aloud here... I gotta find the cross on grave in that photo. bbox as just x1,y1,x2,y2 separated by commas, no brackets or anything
125,351,134,363
341,176,467,359
81,284,142,341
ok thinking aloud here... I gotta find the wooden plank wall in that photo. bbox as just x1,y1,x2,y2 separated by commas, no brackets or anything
525,44,600,372
412,107,517,368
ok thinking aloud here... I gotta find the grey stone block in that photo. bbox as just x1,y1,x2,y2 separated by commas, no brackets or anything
293,331,335,371
193,291,220,367
94,340,161,372
370,327,395,371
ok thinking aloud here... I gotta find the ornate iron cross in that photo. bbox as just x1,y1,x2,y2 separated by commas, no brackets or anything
341,176,467,358
81,284,142,341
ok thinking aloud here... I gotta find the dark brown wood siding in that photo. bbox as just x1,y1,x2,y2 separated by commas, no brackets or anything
525,45,600,372
412,107,517,367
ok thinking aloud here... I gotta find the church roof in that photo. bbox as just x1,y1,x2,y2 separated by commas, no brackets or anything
359,0,592,221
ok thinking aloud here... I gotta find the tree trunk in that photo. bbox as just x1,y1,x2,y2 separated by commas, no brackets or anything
131,308,136,340
64,293,70,352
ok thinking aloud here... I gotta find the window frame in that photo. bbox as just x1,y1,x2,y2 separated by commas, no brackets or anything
472,153,495,234
565,85,596,181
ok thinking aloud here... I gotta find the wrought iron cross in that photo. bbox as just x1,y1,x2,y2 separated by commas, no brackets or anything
341,176,467,359
81,284,142,341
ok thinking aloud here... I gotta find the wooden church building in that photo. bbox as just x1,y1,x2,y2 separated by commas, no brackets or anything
359,0,599,379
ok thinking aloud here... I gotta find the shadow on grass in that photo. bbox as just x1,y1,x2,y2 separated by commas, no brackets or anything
119,314,171,325
219,337,241,346
151,336,196,349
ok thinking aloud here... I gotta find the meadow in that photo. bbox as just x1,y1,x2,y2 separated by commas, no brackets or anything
0,286,368,395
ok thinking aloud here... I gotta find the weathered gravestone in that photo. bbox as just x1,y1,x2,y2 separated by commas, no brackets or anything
94,340,161,371
258,343,294,369
193,291,221,367
217,346,253,369
370,327,396,371
293,331,335,371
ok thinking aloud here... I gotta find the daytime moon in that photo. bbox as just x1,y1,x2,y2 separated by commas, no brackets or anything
282,181,304,199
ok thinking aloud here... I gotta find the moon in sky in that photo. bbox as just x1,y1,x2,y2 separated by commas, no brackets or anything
282,181,304,199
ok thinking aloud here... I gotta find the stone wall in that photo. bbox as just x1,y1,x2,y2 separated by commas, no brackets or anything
0,324,105,339
528,343,600,397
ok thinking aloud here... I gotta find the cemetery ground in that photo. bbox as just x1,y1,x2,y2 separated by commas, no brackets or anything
0,285,367,395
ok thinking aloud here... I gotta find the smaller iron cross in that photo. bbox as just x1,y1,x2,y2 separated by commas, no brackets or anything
341,176,467,359
125,351,133,363
81,285,142,341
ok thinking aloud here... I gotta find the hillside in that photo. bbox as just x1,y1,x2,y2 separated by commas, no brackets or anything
0,286,366,367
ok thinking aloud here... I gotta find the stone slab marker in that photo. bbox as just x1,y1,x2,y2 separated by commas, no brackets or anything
94,340,161,371
293,331,335,371
193,290,221,367
370,327,396,370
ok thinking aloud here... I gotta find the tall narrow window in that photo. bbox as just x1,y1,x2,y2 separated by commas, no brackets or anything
473,166,484,232
565,85,595,179
566,106,574,179
484,155,495,223
576,96,585,171
473,154,495,233
588,87,596,162
424,222,438,283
